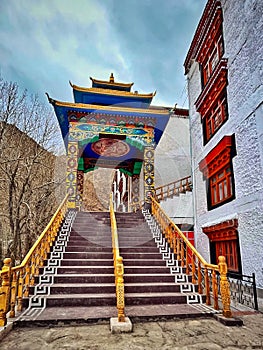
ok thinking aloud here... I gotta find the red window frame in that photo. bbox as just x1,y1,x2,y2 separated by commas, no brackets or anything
205,92,228,142
202,34,224,86
210,164,233,206
202,219,240,273
199,135,236,210
215,240,239,272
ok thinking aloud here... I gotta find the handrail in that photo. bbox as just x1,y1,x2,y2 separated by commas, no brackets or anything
0,194,69,326
109,194,126,322
155,175,192,202
151,196,232,317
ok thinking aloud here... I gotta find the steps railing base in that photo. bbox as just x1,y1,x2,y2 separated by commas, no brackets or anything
110,317,133,333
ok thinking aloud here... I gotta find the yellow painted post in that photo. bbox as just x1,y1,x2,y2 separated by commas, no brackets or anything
186,246,189,275
116,257,125,322
191,254,196,284
176,237,180,261
212,269,219,310
24,263,30,297
218,256,232,317
181,240,185,267
9,270,18,318
16,269,24,312
205,267,211,305
0,258,12,326
198,260,203,294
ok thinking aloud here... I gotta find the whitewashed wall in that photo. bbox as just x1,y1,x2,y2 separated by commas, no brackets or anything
154,115,194,226
187,0,263,289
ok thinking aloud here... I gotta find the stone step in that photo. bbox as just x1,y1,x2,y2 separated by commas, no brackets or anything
66,241,112,247
125,292,187,305
31,303,213,322
120,247,160,253
49,283,116,294
67,239,155,247
114,222,148,228
124,273,175,283
45,293,116,307
68,236,154,243
67,241,156,247
64,246,113,252
54,274,115,284
63,252,113,259
63,246,159,253
121,252,163,259
56,265,171,274
122,259,166,267
118,241,156,246
59,258,166,267
125,282,182,294
57,266,115,274
61,259,114,266
71,227,111,234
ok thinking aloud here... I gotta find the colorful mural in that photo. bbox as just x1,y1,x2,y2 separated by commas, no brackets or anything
48,73,170,209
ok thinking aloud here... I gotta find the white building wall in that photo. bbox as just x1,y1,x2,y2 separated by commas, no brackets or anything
160,191,193,226
155,115,191,187
154,114,194,226
187,0,263,288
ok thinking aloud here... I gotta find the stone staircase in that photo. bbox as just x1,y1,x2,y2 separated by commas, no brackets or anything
117,212,201,306
42,211,116,308
18,209,213,323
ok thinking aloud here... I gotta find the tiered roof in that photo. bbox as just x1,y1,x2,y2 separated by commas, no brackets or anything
47,73,170,174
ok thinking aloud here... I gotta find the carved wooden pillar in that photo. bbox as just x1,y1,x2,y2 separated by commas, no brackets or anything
66,141,79,209
144,146,155,210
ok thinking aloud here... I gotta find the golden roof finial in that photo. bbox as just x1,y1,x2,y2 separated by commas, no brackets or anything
109,73,114,83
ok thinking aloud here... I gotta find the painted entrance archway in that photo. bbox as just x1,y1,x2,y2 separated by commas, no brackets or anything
47,74,170,210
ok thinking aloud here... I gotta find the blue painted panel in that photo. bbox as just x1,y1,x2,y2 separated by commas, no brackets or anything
73,90,152,108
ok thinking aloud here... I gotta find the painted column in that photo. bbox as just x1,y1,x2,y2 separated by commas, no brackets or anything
66,141,79,209
131,174,140,212
144,145,155,209
76,170,84,210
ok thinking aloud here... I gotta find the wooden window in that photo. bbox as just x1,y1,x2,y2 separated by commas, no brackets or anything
204,90,228,143
199,135,236,210
203,219,241,273
215,240,239,272
210,165,233,206
202,35,224,86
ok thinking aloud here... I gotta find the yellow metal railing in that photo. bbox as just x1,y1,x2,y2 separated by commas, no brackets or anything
109,194,126,322
155,175,192,202
0,194,69,326
151,196,232,317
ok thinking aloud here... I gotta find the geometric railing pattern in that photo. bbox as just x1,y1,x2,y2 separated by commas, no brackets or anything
151,196,232,317
0,194,69,326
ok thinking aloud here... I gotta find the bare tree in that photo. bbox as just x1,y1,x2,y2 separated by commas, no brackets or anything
0,77,66,264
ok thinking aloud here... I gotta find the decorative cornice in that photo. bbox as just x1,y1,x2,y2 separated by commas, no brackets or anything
47,98,168,115
195,58,228,116
199,135,236,178
71,84,155,99
171,107,189,118
184,0,223,74
90,76,134,88
202,219,238,242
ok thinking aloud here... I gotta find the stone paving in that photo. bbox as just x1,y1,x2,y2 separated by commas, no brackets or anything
0,312,262,350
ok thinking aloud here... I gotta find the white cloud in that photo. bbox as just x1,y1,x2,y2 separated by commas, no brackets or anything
0,0,206,107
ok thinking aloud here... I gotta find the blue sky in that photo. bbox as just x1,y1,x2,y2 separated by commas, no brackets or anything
0,0,206,108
